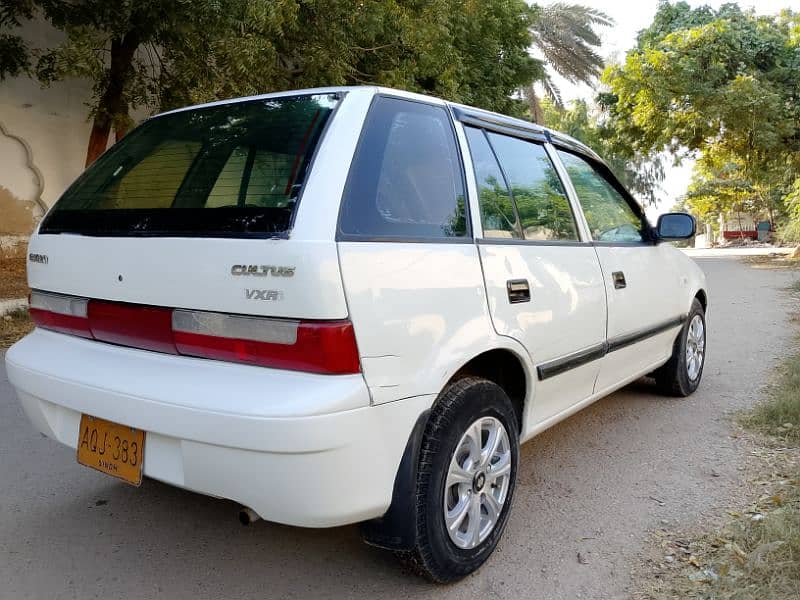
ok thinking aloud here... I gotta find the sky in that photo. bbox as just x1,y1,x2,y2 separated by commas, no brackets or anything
542,0,800,217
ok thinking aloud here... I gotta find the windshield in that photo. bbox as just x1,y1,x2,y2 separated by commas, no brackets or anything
40,93,340,237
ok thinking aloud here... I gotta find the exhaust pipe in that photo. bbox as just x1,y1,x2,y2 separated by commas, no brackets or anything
238,506,261,526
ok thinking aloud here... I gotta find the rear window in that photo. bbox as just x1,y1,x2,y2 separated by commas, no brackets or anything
40,93,340,237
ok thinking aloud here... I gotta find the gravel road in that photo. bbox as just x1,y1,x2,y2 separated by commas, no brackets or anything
1,257,796,599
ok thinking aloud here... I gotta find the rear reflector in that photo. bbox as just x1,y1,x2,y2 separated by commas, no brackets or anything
89,300,178,354
28,291,360,375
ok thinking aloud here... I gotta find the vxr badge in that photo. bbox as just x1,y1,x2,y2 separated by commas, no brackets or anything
245,289,284,301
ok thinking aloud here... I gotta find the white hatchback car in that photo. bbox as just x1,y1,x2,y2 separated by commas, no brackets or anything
6,86,707,581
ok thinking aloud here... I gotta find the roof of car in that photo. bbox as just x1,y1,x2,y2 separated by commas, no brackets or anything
153,85,600,162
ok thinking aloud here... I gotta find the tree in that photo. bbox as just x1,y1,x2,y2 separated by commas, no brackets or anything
525,3,613,122
602,1,800,241
0,0,33,80
177,0,541,118
21,0,541,165
33,0,243,166
541,98,664,205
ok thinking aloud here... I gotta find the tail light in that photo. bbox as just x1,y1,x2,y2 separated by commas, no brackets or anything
28,291,360,375
29,291,92,338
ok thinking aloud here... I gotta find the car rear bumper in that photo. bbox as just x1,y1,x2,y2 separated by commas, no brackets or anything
5,329,432,527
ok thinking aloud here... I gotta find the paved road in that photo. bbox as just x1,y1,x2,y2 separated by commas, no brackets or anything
1,258,796,599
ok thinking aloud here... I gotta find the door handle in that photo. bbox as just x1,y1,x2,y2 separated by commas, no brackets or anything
507,279,531,303
612,271,627,289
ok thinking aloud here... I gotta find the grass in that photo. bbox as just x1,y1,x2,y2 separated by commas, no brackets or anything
742,352,800,446
637,280,800,599
0,308,33,349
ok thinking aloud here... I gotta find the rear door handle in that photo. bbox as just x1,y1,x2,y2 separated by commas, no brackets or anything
612,271,626,289
507,279,530,303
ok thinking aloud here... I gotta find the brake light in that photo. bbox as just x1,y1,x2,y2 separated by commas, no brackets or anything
172,310,361,375
28,291,360,375
29,291,92,338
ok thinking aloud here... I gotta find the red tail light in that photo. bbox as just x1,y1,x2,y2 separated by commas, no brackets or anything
173,311,360,375
28,291,360,375
29,292,92,338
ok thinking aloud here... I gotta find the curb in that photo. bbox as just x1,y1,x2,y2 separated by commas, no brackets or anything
0,298,27,316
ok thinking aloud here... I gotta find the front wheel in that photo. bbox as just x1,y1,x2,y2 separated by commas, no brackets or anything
654,298,706,396
399,377,519,582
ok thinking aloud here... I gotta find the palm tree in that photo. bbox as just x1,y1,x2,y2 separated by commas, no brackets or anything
526,3,614,123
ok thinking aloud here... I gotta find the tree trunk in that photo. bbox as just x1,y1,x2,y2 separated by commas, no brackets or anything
84,32,140,167
523,84,545,124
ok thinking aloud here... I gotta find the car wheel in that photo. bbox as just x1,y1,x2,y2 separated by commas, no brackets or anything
654,298,706,397
398,377,519,582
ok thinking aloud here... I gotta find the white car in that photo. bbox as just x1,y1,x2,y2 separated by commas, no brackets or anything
6,86,707,582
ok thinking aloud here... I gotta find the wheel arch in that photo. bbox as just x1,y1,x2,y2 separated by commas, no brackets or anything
360,343,532,551
694,288,708,312
444,347,531,433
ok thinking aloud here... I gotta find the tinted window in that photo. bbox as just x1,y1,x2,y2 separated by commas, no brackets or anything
464,127,520,239
487,133,578,241
339,97,466,239
557,150,645,243
40,94,338,236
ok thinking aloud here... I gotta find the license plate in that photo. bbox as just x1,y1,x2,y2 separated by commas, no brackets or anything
77,415,145,486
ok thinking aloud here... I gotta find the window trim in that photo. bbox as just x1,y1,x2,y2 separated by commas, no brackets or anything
552,144,657,246
462,125,523,240
335,94,473,244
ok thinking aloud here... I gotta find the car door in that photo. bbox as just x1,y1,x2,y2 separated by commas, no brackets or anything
461,125,607,433
554,149,687,394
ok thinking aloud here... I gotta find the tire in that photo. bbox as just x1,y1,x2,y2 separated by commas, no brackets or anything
398,377,519,582
654,298,706,397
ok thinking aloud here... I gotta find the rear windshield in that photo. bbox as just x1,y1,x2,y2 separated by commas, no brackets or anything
40,93,340,237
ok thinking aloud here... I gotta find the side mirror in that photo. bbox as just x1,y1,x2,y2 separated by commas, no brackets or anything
656,212,696,241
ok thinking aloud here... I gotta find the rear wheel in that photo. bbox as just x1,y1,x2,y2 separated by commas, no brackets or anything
654,298,706,396
399,377,519,582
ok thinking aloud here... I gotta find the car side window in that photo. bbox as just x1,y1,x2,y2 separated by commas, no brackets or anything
339,96,467,239
557,150,645,243
487,133,579,241
463,126,520,239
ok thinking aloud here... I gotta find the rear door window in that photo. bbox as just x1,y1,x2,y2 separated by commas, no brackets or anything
40,93,339,237
486,133,579,242
338,96,467,240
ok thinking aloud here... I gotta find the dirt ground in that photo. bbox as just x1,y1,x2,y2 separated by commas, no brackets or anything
0,257,797,599
0,240,28,299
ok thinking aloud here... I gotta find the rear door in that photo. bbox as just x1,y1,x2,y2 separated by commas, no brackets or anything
336,95,494,405
554,149,686,393
461,126,607,431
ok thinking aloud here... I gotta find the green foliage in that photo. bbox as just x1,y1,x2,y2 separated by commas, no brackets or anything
603,1,800,238
0,0,34,80
541,98,664,205
780,179,800,244
523,3,613,121
13,0,544,162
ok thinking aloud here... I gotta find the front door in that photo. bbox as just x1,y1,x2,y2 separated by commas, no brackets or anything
554,150,685,394
462,126,607,433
